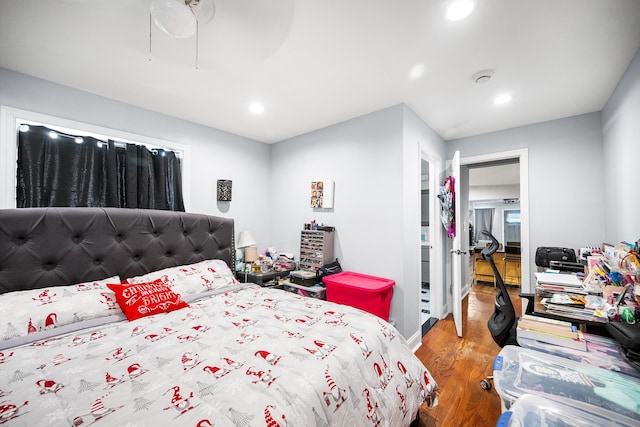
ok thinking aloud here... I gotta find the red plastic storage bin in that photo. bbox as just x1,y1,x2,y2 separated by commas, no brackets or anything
323,271,395,321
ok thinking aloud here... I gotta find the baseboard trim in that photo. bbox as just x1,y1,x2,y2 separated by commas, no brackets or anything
408,330,423,352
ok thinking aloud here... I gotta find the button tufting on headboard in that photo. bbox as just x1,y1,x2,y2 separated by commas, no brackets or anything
0,208,235,294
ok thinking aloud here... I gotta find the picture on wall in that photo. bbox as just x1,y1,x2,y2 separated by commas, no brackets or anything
310,180,334,208
217,179,232,201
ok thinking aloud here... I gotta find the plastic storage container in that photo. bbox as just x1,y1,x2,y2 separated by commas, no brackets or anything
518,332,640,378
282,282,326,300
323,271,394,320
290,270,318,286
493,345,640,425
497,393,638,427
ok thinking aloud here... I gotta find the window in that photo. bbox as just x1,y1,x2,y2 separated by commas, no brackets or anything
503,209,521,243
1,106,190,209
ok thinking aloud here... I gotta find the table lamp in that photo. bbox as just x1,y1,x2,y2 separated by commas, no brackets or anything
237,231,258,274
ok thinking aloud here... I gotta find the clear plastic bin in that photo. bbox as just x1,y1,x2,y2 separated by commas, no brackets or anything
497,393,638,427
493,345,640,424
517,332,640,378
282,282,326,300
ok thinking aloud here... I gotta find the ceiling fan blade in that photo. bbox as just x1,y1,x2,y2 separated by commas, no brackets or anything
150,0,197,39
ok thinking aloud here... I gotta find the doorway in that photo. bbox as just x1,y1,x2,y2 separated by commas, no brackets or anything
420,159,438,335
463,150,530,294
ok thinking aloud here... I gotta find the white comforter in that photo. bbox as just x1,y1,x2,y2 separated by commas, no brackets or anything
0,285,437,426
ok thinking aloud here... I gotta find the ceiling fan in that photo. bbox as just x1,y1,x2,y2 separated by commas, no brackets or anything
148,0,295,66
150,0,215,39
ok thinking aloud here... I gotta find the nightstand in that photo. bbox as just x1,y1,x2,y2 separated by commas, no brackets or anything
236,269,293,286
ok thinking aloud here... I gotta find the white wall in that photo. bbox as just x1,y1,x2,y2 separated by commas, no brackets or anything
469,184,519,201
447,112,606,283
602,47,640,244
0,67,272,248
270,105,446,342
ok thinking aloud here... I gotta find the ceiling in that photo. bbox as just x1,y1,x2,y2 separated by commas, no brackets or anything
1,0,640,144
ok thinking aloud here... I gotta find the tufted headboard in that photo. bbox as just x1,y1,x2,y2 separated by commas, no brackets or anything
0,208,235,294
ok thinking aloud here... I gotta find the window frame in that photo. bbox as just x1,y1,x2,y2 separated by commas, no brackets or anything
503,208,521,244
1,106,190,209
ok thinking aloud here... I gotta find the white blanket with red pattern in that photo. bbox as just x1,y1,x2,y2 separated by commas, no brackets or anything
0,285,437,426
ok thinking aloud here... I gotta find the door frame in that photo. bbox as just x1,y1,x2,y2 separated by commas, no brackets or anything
420,150,443,320
460,149,531,293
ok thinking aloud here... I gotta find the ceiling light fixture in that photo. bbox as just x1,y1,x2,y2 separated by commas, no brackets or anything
444,0,475,22
408,63,427,81
249,102,265,115
493,93,513,105
149,0,216,68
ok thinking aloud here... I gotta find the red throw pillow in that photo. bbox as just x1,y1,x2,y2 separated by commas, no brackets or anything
107,279,189,321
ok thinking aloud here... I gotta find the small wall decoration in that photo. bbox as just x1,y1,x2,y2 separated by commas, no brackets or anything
437,176,455,238
217,179,232,201
310,180,334,208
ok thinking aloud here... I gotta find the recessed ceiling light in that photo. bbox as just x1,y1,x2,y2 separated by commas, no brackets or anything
249,102,264,114
493,93,513,105
444,0,475,22
408,63,427,81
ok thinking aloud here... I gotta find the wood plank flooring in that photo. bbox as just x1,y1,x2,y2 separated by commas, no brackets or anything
414,283,522,427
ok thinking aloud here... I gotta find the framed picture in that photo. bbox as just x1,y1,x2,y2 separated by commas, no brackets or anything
310,180,334,208
217,179,232,201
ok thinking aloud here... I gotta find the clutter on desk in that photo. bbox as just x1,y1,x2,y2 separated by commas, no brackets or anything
535,239,640,323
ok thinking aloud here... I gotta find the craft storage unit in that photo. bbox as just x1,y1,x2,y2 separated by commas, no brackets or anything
299,230,334,271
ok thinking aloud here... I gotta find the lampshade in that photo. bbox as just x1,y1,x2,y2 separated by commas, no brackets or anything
244,246,258,263
237,231,257,248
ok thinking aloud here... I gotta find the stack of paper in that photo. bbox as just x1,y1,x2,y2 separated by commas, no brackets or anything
535,272,586,295
516,314,587,351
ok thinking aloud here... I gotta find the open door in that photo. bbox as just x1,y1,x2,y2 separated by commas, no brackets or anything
447,151,469,338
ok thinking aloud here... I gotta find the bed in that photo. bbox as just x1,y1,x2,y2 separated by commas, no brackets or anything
0,208,438,426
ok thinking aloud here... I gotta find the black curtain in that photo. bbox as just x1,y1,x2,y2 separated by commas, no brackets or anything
17,125,184,211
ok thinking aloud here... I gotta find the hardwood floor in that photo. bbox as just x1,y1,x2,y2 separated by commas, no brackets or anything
414,283,522,427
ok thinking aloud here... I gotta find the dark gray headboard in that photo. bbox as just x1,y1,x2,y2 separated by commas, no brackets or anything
0,208,235,294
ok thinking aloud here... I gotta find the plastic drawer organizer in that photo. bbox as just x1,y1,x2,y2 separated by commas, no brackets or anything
323,271,395,321
493,345,640,425
282,282,326,300
497,393,639,427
